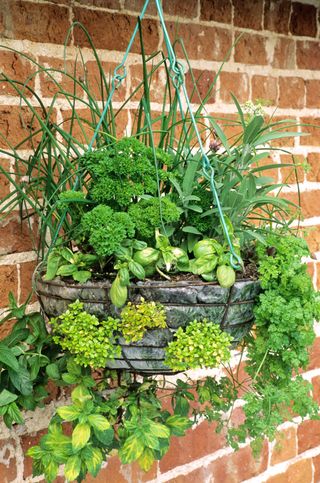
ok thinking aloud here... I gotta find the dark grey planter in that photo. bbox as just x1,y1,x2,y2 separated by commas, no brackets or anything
36,277,260,375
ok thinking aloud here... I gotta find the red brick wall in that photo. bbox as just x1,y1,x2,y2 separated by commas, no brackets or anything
0,1,320,482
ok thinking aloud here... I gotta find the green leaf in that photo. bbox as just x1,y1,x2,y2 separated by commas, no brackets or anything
148,420,170,439
57,405,80,422
182,226,202,235
56,264,78,277
119,267,130,286
67,358,82,376
59,247,74,263
119,434,144,464
128,261,145,280
0,389,18,406
110,275,127,307
27,445,45,460
243,115,264,144
46,363,60,380
140,431,160,450
7,402,24,424
44,459,59,483
174,396,190,417
44,252,61,281
88,414,110,431
190,255,218,275
64,455,81,481
0,343,20,371
138,447,155,472
71,385,91,403
166,415,192,436
73,270,91,283
8,365,33,396
72,422,91,450
93,427,114,446
182,157,200,196
83,446,103,477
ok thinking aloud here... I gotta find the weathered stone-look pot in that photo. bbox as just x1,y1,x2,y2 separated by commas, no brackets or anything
36,277,260,374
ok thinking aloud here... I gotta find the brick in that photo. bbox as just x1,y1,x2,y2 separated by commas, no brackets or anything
185,68,216,104
38,56,85,99
20,260,37,303
280,154,305,183
283,191,320,218
162,0,198,18
0,319,16,340
0,159,10,199
130,62,167,104
264,0,291,34
233,0,263,30
159,420,226,473
290,3,317,37
123,0,157,15
252,154,280,181
208,440,268,482
166,23,232,61
306,80,320,109
251,75,278,105
77,0,120,7
0,50,36,97
312,376,320,404
0,214,36,256
21,429,48,479
220,72,249,104
1,1,70,44
267,459,313,483
272,38,295,69
308,338,320,370
0,265,18,308
0,438,17,482
297,41,320,70
298,419,320,453
234,33,268,65
0,106,56,149
85,60,126,103
269,117,297,148
83,455,157,482
307,153,320,182
73,8,159,53
271,427,297,465
200,0,232,23
62,107,128,144
210,112,242,142
303,226,320,253
279,77,305,109
300,117,320,146
313,454,320,483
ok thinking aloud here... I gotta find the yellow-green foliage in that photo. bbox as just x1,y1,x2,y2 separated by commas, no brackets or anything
50,300,120,368
119,298,167,342
165,320,232,371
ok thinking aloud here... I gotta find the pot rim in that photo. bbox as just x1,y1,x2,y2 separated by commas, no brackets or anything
35,274,259,290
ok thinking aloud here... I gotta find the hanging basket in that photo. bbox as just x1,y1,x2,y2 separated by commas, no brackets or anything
36,276,260,374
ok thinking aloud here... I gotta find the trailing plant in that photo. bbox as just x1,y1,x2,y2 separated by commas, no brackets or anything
0,294,63,427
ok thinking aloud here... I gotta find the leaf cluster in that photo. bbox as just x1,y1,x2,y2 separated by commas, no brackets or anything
119,299,167,342
0,293,61,427
165,320,232,371
50,301,121,368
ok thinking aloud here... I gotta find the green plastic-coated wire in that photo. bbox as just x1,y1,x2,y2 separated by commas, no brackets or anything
154,0,242,269
50,0,151,249
52,0,242,269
